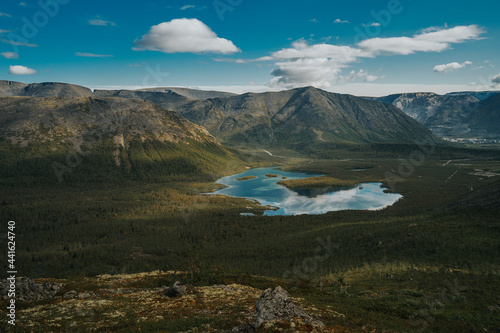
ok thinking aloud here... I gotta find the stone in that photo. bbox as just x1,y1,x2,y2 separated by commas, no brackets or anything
165,281,187,297
0,277,63,302
254,286,324,328
63,290,78,299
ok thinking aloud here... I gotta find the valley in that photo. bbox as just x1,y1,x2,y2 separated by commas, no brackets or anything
0,81,499,332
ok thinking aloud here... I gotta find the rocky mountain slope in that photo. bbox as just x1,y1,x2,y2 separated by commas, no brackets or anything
467,93,500,136
0,96,238,182
0,80,92,97
371,91,500,138
174,86,439,148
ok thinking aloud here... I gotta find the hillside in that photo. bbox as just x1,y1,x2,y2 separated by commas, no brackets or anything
0,80,92,97
174,86,439,148
0,96,239,183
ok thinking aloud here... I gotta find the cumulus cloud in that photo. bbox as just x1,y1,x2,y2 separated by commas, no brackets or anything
133,18,240,54
75,52,114,58
9,65,36,75
218,25,484,89
492,73,500,86
358,25,483,55
334,19,349,24
269,58,344,89
89,19,116,26
1,51,19,59
433,61,472,73
267,25,484,88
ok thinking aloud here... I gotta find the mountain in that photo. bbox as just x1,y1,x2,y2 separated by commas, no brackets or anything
371,91,500,138
173,86,439,148
0,96,238,183
0,80,92,97
467,93,500,137
92,89,190,110
136,87,237,99
445,91,499,101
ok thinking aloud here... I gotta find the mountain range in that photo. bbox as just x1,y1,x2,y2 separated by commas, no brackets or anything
1,80,441,149
368,91,500,138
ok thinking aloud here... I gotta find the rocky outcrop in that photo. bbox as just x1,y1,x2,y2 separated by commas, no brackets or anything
165,281,187,297
0,278,63,302
254,286,324,328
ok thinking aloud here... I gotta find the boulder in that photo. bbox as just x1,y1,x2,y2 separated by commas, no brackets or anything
165,281,187,297
63,290,78,299
254,286,324,328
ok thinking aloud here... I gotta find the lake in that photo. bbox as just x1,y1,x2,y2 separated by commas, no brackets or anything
212,167,403,216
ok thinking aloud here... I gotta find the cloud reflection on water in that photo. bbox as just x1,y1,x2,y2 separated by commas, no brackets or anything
213,168,402,216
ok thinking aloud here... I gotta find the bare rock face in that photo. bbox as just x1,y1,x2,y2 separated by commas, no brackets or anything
165,281,187,297
254,286,324,328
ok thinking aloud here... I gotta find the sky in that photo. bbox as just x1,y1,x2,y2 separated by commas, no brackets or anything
0,0,499,96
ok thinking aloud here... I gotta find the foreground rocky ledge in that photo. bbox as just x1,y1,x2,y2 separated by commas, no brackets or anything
0,271,343,332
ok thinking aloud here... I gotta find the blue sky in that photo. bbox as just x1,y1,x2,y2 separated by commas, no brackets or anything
0,0,499,96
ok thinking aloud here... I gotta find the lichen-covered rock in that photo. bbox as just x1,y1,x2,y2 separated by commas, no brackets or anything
165,281,187,297
0,278,63,302
254,286,324,328
63,290,78,299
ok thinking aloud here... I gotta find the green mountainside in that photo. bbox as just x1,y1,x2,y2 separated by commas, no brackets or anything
0,96,240,184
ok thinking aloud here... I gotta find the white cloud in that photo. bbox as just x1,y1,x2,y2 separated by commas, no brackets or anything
334,19,349,24
1,39,38,47
269,58,344,89
0,29,10,34
492,73,500,86
358,25,483,55
180,5,195,10
133,18,240,54
1,51,19,59
19,2,27,6
264,25,484,88
89,19,116,26
0,12,11,17
310,18,318,23
75,52,114,58
9,65,36,75
362,22,381,27
433,61,472,73
365,74,381,82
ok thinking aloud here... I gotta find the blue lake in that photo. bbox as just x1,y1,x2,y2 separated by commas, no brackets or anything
212,167,403,216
